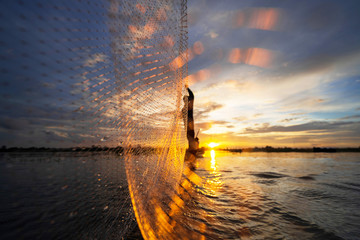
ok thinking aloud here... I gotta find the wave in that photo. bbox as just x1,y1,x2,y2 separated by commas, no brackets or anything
249,171,289,179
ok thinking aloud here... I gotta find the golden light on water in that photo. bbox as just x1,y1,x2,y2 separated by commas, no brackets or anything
210,149,216,171
202,149,222,198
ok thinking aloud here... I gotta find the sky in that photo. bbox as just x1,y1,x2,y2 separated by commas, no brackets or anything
0,0,359,148
187,0,360,148
0,1,185,148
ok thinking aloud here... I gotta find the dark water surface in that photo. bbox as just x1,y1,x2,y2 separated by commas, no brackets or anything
0,152,141,240
1,151,360,239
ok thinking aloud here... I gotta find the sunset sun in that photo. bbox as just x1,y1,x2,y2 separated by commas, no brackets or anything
208,142,219,149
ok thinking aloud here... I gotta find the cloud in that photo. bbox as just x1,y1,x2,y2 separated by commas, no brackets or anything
196,120,230,131
244,121,359,134
290,112,306,116
279,118,298,123
202,79,247,91
43,130,69,139
195,122,212,131
338,115,360,120
253,113,263,118
195,102,224,120
274,38,360,81
212,120,229,125
195,79,251,104
206,30,219,39
0,117,29,130
233,116,248,122
83,53,109,68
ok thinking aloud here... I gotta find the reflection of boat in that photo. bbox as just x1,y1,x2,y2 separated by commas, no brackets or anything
185,147,205,160
196,147,205,158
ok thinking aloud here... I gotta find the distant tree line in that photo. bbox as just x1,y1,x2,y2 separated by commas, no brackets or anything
0,145,124,154
0,145,173,155
219,146,360,153
1,145,360,153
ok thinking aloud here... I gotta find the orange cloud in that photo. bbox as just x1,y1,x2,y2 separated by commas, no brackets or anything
144,21,156,36
186,68,211,86
228,48,273,68
169,53,187,70
243,48,273,68
193,41,204,55
248,8,280,30
156,8,167,22
233,11,245,28
228,48,242,63
128,25,137,34
162,35,175,48
136,4,146,14
233,8,281,31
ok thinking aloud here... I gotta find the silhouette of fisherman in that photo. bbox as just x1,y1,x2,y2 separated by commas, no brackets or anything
182,87,199,157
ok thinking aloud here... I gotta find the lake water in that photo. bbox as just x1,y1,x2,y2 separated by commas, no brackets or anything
1,151,359,239
0,152,141,240
184,151,360,240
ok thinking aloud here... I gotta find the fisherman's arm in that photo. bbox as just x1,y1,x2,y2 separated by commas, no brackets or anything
187,88,194,100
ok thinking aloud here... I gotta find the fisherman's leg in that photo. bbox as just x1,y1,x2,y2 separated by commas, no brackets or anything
188,120,195,139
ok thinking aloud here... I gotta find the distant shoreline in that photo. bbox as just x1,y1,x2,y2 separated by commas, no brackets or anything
0,146,360,153
219,146,360,153
1,146,359,153
0,146,125,153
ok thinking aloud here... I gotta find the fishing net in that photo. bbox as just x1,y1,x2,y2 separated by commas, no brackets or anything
0,0,206,239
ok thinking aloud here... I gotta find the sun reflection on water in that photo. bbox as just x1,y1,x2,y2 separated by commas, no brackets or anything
210,149,216,171
199,149,223,199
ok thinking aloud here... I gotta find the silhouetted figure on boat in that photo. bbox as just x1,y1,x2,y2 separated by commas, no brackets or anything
183,87,197,153
182,87,199,169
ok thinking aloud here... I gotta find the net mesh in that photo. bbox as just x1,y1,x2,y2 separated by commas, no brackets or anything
0,0,205,239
